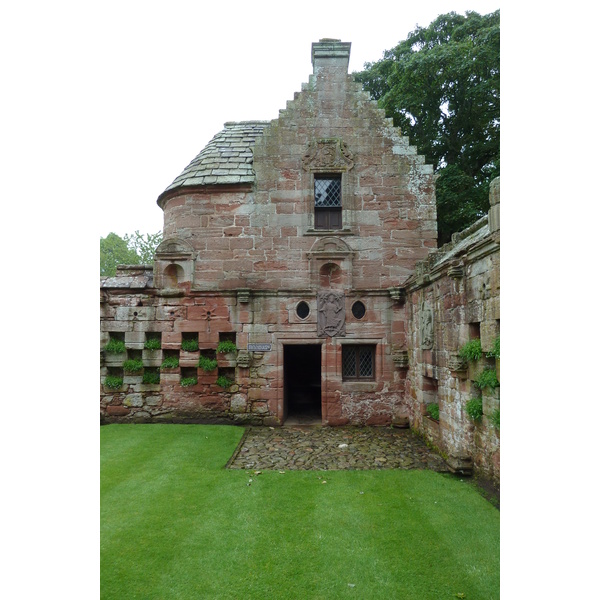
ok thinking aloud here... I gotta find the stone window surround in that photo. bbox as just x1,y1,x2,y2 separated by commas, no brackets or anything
302,138,356,236
337,337,383,392
341,343,376,381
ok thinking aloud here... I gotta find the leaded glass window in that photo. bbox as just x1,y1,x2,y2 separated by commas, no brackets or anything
314,175,342,229
342,345,375,381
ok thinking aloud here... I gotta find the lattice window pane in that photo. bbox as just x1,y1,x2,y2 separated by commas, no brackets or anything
359,347,373,378
342,346,357,378
315,177,341,207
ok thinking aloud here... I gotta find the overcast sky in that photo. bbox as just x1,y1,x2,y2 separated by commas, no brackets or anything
2,1,502,240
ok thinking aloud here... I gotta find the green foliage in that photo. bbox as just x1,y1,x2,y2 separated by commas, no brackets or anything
490,408,500,429
426,403,440,421
180,377,198,387
217,340,237,354
123,230,163,264
181,338,199,352
104,375,124,389
474,368,499,390
197,356,218,372
466,397,483,421
459,338,482,362
216,375,233,389
142,370,160,385
161,356,180,369
100,230,162,276
122,359,143,374
144,337,161,350
104,338,126,354
486,336,500,358
100,232,140,277
355,10,500,245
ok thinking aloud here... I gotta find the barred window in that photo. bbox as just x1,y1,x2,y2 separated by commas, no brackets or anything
342,345,375,381
314,175,342,230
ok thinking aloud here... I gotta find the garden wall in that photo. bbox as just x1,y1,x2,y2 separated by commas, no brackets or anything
404,178,500,483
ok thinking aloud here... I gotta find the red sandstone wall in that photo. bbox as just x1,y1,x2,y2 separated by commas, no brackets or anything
159,68,436,293
404,210,500,483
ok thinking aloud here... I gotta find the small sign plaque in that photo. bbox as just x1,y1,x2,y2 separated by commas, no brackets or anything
248,343,272,352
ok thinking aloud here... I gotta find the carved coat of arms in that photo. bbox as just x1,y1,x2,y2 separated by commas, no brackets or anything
302,139,354,172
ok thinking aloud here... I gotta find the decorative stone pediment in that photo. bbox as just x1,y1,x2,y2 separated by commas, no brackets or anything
308,237,354,290
302,139,354,172
307,236,354,259
155,238,194,259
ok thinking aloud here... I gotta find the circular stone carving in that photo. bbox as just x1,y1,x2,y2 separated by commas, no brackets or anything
296,301,310,320
351,300,366,320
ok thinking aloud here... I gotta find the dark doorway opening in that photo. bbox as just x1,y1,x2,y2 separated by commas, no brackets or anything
284,344,322,424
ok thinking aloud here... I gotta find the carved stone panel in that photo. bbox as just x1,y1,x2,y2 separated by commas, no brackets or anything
302,139,354,172
317,291,346,337
420,301,434,350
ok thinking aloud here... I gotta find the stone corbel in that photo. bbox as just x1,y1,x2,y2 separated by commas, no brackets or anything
237,289,250,304
448,352,468,377
236,351,251,368
447,261,465,279
392,350,409,368
388,287,406,304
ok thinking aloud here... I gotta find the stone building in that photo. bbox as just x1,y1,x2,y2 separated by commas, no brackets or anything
100,40,500,482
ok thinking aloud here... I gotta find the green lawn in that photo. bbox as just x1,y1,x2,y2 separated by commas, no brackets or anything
101,424,499,599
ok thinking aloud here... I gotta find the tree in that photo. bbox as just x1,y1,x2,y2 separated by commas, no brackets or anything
123,230,163,264
355,10,500,245
100,230,162,276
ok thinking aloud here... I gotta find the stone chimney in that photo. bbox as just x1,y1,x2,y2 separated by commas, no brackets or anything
311,38,351,74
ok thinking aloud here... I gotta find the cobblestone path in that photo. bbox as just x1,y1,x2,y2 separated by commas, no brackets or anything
227,426,449,472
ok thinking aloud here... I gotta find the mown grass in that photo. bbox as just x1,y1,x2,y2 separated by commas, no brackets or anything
101,424,499,599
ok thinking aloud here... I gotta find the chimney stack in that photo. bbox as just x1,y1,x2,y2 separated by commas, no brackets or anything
311,39,351,74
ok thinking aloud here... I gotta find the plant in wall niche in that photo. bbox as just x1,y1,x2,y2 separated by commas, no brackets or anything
217,340,237,354
426,403,440,421
142,370,160,385
216,375,234,389
122,359,144,374
105,339,126,354
474,367,499,391
458,338,482,362
466,397,483,421
486,336,500,358
180,377,198,387
161,356,180,369
181,339,199,352
104,375,124,389
144,337,161,350
490,408,500,429
198,356,218,372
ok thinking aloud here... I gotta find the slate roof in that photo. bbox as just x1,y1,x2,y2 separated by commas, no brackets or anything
160,121,270,197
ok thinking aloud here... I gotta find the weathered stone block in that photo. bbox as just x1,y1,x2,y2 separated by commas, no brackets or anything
106,405,130,416
230,393,248,413
124,394,144,407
